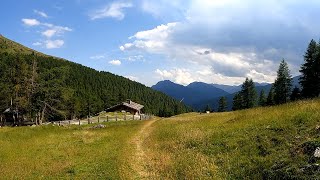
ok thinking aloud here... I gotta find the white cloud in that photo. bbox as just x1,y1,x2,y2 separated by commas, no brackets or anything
34,10,48,18
22,19,40,26
127,55,144,62
32,42,42,46
155,68,194,85
109,59,122,65
42,29,57,38
125,75,139,81
90,2,133,20
121,0,320,85
45,39,64,49
90,55,105,60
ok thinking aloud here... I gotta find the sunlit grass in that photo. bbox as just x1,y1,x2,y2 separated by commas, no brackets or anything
0,121,143,179
145,99,320,179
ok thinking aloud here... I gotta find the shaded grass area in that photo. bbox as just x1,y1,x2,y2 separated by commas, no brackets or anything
146,99,320,179
0,121,143,179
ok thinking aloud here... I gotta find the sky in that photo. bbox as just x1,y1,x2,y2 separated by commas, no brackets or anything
1,0,320,86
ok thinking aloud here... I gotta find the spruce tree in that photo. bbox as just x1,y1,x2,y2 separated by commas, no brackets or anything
274,59,292,104
266,85,275,106
290,86,301,101
240,78,257,109
232,92,242,111
258,89,267,107
300,39,319,98
218,96,227,112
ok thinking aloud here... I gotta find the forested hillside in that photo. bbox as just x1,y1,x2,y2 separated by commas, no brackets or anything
0,35,190,121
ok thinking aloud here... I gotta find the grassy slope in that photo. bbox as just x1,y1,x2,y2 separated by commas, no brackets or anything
0,121,143,179
1,99,320,179
145,99,320,179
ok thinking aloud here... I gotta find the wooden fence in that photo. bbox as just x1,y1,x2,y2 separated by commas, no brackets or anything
48,114,153,126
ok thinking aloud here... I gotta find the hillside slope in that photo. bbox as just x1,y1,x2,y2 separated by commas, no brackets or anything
144,99,320,179
0,35,190,120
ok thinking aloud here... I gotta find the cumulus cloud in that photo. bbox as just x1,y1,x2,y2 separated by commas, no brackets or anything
22,19,40,26
42,29,57,38
90,2,133,20
155,68,194,85
21,15,72,49
121,0,320,85
45,40,64,49
34,10,48,18
109,59,122,65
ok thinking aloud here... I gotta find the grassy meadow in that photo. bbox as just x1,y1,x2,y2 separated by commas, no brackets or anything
1,99,320,179
144,99,320,179
0,121,143,179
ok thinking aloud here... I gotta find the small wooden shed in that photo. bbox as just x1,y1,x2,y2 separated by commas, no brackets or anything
106,100,144,115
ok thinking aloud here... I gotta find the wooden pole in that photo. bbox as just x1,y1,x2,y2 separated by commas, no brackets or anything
98,117,100,123
116,115,117,121
133,114,134,120
107,116,109,122
140,115,142,120
79,119,81,125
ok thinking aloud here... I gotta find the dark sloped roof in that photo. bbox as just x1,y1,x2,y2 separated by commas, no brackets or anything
106,100,144,112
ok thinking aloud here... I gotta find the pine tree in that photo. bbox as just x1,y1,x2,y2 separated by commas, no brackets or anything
274,59,292,104
232,93,242,111
300,39,319,98
240,78,257,109
258,89,267,107
290,86,301,101
218,96,227,112
266,85,275,106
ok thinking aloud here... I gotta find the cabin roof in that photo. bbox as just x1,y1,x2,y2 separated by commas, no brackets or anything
106,100,144,112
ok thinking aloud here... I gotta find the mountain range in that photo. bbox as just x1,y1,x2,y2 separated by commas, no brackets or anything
152,76,301,111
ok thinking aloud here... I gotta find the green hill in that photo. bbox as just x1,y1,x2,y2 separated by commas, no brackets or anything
0,35,190,121
1,99,319,179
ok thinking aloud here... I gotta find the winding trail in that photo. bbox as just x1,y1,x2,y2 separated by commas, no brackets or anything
130,119,158,179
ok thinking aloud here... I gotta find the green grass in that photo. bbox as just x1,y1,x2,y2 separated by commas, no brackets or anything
144,99,320,179
1,99,320,179
0,121,143,179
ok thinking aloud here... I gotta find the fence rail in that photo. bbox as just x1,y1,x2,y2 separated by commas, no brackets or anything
47,114,153,126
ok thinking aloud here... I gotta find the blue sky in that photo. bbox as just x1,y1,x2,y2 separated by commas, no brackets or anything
1,0,320,86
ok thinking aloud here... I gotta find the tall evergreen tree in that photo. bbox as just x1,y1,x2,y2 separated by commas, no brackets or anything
240,78,257,109
218,96,227,112
290,86,301,101
300,39,319,98
258,89,267,107
274,59,292,104
232,92,242,111
266,85,275,106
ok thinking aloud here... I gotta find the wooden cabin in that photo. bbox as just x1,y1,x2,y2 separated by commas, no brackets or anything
106,100,144,115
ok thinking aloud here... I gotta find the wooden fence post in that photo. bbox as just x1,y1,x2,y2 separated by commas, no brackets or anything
116,115,117,121
140,115,142,120
98,117,100,123
79,119,81,126
107,116,109,122
133,114,134,120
